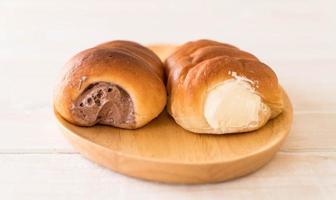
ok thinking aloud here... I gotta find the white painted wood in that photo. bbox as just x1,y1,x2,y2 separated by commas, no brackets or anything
1,0,335,60
282,113,336,152
0,153,335,200
1,0,336,198
2,111,336,153
273,61,336,112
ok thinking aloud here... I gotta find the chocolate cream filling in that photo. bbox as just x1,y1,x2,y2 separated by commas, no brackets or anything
72,82,135,128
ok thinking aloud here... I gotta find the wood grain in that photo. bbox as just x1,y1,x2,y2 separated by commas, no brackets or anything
1,0,336,198
53,44,294,184
54,66,293,183
2,152,335,200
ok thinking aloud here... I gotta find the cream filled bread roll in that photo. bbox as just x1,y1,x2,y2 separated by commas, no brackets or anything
54,40,166,129
165,39,284,134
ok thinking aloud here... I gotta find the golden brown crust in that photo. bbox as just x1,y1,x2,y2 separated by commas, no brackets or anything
54,40,166,128
96,40,164,80
165,39,284,133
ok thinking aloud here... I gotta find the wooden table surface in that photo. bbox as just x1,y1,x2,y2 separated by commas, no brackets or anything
1,0,335,199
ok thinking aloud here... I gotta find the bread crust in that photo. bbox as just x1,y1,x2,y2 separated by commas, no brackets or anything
165,39,284,133
54,40,166,128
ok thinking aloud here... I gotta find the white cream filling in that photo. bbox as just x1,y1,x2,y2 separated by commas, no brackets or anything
204,77,270,133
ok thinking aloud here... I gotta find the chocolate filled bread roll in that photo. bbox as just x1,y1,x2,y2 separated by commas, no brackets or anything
165,39,284,134
54,40,166,129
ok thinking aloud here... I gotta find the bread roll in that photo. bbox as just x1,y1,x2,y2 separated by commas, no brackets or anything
165,39,284,134
54,40,166,129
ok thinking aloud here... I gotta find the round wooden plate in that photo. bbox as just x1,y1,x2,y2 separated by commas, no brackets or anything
54,45,293,184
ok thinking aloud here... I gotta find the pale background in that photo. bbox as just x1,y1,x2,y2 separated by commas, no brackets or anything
1,0,336,199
